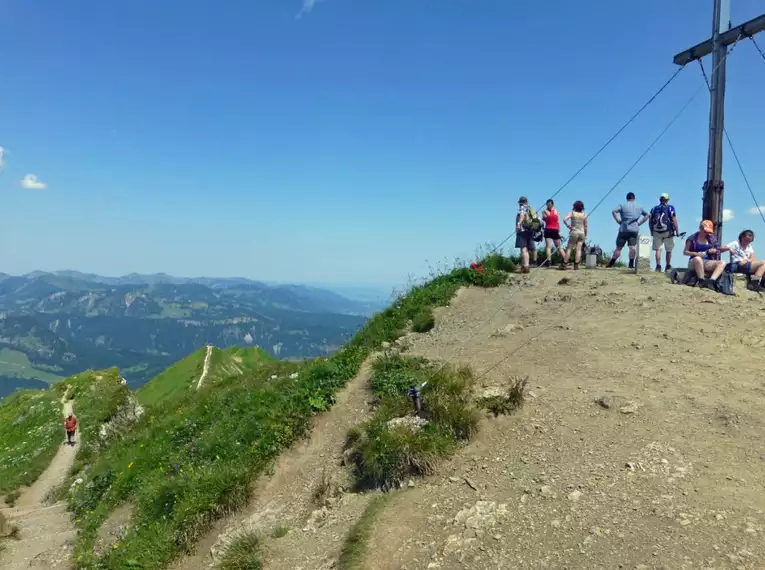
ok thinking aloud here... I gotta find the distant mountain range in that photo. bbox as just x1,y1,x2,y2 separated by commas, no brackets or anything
0,271,387,396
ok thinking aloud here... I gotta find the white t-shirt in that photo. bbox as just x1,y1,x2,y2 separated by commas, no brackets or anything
726,241,754,264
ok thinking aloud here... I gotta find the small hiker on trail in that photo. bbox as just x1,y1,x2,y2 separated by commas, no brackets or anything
64,413,77,447
541,199,562,266
607,192,650,270
516,196,540,273
649,193,679,272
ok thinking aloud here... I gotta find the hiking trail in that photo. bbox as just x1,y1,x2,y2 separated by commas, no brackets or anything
171,356,380,570
1,388,79,569
196,344,214,390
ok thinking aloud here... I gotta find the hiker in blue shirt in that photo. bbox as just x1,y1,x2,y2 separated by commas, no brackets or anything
649,193,679,272
606,192,650,270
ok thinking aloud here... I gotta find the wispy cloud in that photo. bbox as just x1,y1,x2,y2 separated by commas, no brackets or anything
0,146,6,171
723,209,735,222
297,0,322,18
748,206,765,216
20,174,47,190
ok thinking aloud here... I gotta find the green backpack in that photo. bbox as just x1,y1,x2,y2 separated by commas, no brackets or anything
522,207,541,231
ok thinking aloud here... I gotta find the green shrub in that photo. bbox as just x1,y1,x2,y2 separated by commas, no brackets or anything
3,489,20,507
482,253,517,273
411,309,435,333
348,356,478,489
215,531,261,570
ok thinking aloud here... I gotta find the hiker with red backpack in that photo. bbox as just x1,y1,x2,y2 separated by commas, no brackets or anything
649,193,679,272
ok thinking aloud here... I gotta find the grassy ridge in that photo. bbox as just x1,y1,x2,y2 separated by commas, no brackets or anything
0,389,61,495
66,261,510,569
135,348,207,407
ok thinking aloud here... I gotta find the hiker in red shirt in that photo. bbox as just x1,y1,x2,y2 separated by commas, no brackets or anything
64,414,78,447
541,199,562,265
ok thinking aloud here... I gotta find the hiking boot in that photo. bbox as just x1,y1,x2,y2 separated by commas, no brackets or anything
558,262,567,271
628,259,635,270
748,280,763,292
573,262,580,270
606,259,616,268
655,264,662,272
665,264,672,272
520,266,530,274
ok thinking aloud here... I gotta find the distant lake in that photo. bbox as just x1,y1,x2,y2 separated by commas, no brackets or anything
0,376,49,399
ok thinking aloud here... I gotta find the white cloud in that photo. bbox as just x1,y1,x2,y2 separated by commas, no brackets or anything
748,206,765,216
20,174,47,190
297,0,322,18
723,209,734,222
0,146,6,171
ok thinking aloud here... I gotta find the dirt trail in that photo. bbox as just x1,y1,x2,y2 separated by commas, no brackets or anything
196,344,214,390
172,356,379,570
1,389,78,569
357,269,765,570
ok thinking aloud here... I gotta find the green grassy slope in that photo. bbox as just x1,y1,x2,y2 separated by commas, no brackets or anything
0,389,61,495
135,348,207,407
0,367,133,498
64,260,511,570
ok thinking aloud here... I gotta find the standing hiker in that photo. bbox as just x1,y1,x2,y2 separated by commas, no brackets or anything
607,192,650,270
541,199,562,266
64,413,77,447
561,200,587,270
649,193,679,272
516,196,540,273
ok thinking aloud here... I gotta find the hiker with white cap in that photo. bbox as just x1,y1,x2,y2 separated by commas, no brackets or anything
649,193,679,272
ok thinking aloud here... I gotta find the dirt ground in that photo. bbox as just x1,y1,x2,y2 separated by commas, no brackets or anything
365,268,765,570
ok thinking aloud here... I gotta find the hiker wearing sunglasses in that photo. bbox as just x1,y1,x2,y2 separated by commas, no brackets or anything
727,229,765,292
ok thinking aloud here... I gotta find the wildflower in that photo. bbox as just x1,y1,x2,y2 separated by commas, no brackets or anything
128,462,134,469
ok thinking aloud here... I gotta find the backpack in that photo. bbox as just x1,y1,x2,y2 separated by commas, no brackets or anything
522,207,541,231
650,204,672,233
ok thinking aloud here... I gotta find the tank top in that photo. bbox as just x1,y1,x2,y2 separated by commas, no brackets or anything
688,232,719,260
569,211,585,234
543,208,560,231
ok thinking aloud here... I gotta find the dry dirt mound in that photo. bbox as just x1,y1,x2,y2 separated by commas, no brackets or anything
352,269,765,569
171,356,380,570
1,392,78,569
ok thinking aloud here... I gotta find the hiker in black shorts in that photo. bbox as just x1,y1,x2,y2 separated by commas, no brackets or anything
607,192,650,270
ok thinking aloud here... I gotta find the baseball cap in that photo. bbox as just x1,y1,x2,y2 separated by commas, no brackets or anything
701,219,714,233
660,193,670,201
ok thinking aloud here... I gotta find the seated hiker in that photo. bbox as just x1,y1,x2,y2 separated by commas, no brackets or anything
727,229,765,291
683,220,730,289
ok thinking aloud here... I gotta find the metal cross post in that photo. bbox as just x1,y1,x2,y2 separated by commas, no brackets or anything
672,0,765,243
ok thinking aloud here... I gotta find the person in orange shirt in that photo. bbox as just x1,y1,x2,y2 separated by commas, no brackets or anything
64,413,78,447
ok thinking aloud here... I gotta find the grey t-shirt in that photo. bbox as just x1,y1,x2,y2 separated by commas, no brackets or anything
613,202,648,234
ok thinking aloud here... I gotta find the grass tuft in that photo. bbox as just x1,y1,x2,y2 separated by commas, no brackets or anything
347,355,479,489
410,309,435,333
311,468,333,507
4,489,20,508
338,495,389,570
215,531,261,570
477,377,528,417
269,523,289,539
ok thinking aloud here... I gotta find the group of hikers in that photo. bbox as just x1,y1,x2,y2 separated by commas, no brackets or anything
515,192,765,292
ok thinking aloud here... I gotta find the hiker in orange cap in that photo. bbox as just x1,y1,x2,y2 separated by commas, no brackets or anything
64,413,78,447
683,220,730,289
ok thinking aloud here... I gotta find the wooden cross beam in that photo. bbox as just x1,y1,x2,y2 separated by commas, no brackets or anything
672,1,765,241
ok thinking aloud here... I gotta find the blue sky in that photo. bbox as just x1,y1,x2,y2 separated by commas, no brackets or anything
2,0,764,287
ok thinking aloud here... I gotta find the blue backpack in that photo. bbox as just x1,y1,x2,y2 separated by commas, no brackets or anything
650,204,673,233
